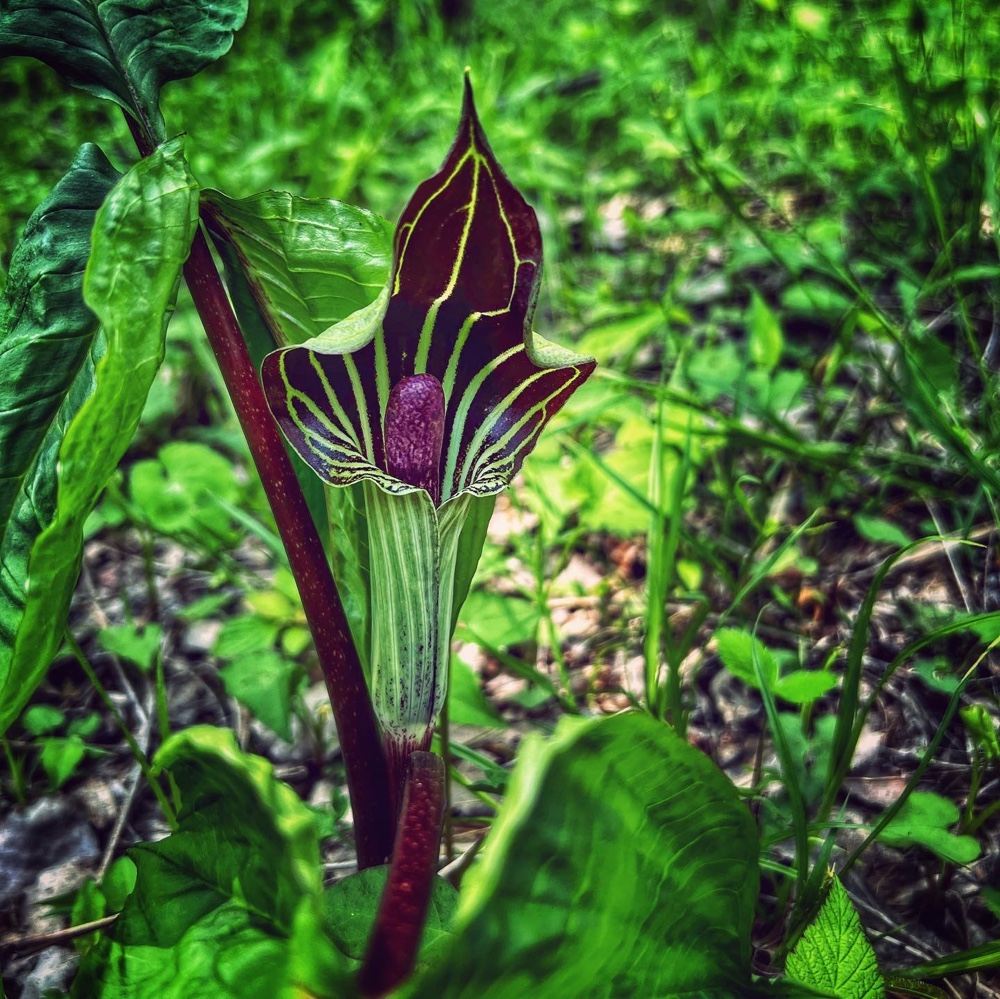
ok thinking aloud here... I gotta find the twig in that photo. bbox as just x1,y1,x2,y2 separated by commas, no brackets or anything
438,832,486,886
0,915,118,956
64,630,177,830
96,681,156,881
925,499,975,613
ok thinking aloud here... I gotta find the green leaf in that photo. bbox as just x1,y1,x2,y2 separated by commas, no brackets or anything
40,734,90,788
772,670,839,704
21,704,66,736
458,590,540,649
129,441,243,549
213,614,281,658
98,624,162,672
747,291,784,371
853,514,911,547
0,139,198,736
323,864,458,966
448,655,502,728
406,712,760,998
961,705,1000,759
577,306,666,366
0,0,248,142
262,77,594,503
74,726,346,996
218,650,298,742
716,628,779,689
786,876,884,999
204,189,394,348
780,282,854,319
879,790,981,864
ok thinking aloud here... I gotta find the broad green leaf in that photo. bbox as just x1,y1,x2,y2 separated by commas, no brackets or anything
98,623,162,672
21,704,66,735
716,628,779,689
74,726,346,997
213,614,281,658
853,514,911,547
448,655,502,728
0,139,197,736
879,790,980,864
786,877,884,999
129,441,244,549
0,0,248,142
0,145,117,533
961,705,1000,759
40,734,90,788
577,306,666,365
218,650,298,742
772,670,839,704
780,282,854,319
323,865,458,966
262,77,595,503
405,712,760,998
204,189,394,348
458,589,540,649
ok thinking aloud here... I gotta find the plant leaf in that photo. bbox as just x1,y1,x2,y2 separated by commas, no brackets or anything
97,623,162,673
748,291,784,371
786,876,885,999
203,189,394,349
73,726,346,997
448,655,502,728
323,864,458,965
878,790,981,864
0,0,248,141
716,627,779,690
262,77,595,503
218,650,298,743
0,139,197,736
405,712,760,998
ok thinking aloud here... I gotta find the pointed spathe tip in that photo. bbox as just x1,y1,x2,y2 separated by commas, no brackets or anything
461,68,475,117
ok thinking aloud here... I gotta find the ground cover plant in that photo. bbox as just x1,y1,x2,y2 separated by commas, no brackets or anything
2,1,1000,997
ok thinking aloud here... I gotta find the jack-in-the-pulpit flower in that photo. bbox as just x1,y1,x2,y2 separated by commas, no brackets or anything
262,77,595,785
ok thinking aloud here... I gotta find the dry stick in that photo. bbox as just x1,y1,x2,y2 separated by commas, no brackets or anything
97,680,156,881
1,915,119,956
65,630,177,829
924,498,975,613
122,117,393,869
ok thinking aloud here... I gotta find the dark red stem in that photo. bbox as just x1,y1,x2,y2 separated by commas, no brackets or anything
358,751,446,997
124,115,394,869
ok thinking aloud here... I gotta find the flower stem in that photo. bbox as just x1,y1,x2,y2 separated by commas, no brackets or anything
123,114,394,868
358,751,445,996
183,226,394,867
